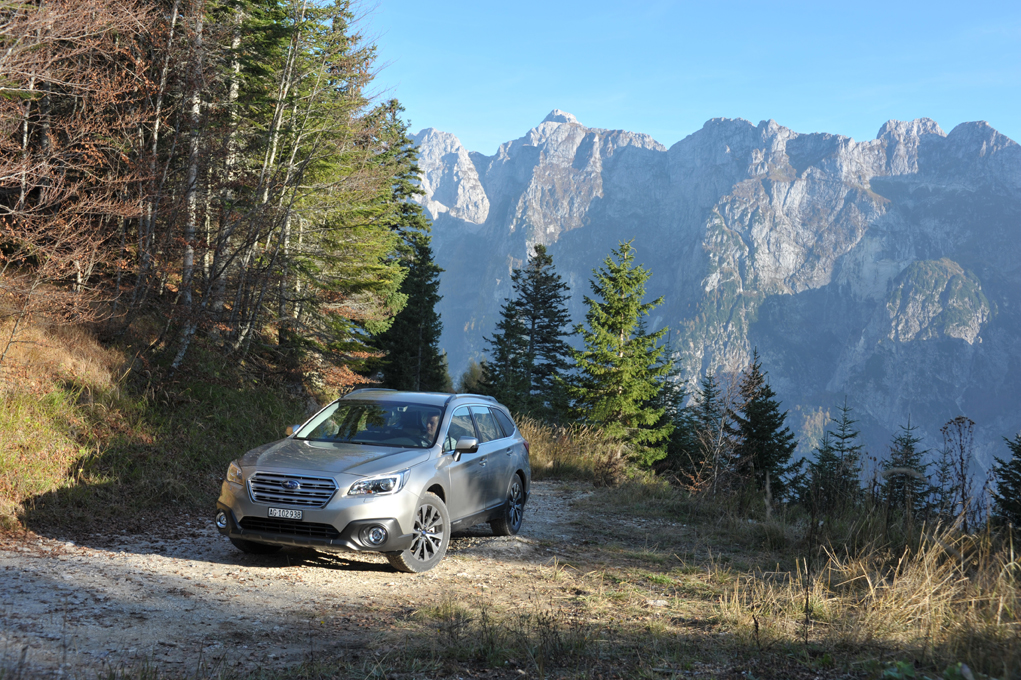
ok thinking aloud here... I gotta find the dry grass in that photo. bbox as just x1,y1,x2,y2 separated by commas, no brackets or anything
562,473,1021,678
0,320,125,390
0,321,127,529
516,415,626,483
719,526,1021,678
0,319,309,534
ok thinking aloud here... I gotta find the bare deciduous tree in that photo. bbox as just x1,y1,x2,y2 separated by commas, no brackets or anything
0,0,154,367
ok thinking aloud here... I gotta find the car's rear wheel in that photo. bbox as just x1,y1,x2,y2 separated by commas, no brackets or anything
387,492,449,573
229,537,282,554
490,474,525,536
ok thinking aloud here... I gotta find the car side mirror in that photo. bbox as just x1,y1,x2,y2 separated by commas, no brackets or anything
453,436,479,462
285,425,300,437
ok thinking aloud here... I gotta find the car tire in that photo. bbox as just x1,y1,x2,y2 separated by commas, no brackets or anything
229,537,282,555
489,474,525,537
387,492,449,573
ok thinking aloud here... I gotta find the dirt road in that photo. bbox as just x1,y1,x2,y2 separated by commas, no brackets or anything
0,481,592,677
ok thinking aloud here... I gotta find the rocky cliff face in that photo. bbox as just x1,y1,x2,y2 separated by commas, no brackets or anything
412,111,1021,471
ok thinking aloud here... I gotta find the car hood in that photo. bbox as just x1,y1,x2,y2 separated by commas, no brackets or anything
239,438,432,477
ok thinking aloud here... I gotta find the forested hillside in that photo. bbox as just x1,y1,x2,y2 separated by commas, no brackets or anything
1,0,428,384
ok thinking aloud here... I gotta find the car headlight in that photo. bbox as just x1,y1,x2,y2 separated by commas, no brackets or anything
226,461,244,485
348,470,408,496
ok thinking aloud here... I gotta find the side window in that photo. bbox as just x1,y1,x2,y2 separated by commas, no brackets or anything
444,407,476,452
492,409,516,438
470,406,502,443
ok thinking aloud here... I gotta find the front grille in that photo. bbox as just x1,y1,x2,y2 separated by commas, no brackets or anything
248,472,337,508
239,517,340,539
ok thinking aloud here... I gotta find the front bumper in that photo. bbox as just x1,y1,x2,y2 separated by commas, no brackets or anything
216,480,415,553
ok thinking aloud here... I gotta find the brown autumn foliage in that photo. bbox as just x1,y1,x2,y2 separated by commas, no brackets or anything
1,0,419,382
0,0,154,364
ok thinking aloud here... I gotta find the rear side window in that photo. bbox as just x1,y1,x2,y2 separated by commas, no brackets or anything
492,409,516,437
444,406,477,452
470,406,502,443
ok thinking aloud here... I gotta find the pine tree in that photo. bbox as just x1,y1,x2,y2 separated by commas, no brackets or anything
656,367,699,477
932,442,959,524
568,241,672,466
807,433,842,514
829,398,865,507
374,231,449,391
517,245,573,418
991,433,1021,526
730,351,798,502
366,103,450,392
485,299,529,410
882,419,931,524
648,337,693,468
669,371,739,495
483,244,572,418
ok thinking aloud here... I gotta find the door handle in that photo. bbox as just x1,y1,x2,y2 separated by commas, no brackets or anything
504,448,513,456
478,457,487,467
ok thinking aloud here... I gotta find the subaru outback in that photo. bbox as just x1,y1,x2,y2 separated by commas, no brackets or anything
214,390,530,572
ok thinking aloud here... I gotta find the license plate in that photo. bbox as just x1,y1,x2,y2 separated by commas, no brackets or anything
268,507,302,520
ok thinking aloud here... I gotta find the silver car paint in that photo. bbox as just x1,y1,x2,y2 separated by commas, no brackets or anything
216,393,530,555
239,438,432,479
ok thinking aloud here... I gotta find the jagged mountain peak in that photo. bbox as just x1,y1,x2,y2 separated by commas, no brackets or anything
877,118,946,140
945,120,1018,152
542,109,579,125
414,113,1021,471
412,127,466,153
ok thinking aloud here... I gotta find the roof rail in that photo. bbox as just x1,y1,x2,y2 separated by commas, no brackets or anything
343,387,397,397
458,393,497,403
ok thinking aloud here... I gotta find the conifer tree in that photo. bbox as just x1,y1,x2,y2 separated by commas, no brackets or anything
807,432,841,513
806,406,865,515
682,372,735,494
484,244,572,417
730,351,798,501
568,241,672,465
656,365,699,477
485,299,529,410
374,231,449,391
518,245,573,417
882,419,931,523
991,433,1021,526
370,105,450,391
932,442,959,523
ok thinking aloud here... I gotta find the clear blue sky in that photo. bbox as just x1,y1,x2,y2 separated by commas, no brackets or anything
363,1,1021,155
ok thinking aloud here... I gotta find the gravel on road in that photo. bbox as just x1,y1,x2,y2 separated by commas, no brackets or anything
0,481,592,677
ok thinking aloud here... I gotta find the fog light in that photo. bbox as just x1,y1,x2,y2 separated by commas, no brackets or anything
364,525,388,546
215,511,228,530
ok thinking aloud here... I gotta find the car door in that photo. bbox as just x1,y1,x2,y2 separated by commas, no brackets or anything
442,406,487,521
490,406,524,486
468,406,509,509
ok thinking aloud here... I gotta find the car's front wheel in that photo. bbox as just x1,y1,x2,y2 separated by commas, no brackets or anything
489,474,525,536
229,537,282,554
387,492,449,573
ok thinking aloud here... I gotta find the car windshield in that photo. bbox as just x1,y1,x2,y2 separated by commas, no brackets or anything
295,400,444,448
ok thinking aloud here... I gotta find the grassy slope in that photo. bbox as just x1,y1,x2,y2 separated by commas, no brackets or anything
0,322,308,534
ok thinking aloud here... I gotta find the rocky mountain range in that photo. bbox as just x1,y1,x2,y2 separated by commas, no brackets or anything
411,110,1021,473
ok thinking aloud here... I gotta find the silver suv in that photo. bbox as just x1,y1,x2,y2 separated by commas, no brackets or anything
214,390,531,572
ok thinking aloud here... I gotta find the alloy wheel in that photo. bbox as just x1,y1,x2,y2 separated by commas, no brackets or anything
410,501,445,563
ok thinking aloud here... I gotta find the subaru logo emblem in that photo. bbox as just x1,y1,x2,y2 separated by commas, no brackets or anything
282,480,301,491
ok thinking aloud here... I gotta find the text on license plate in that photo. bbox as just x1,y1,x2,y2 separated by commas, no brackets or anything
268,507,302,520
